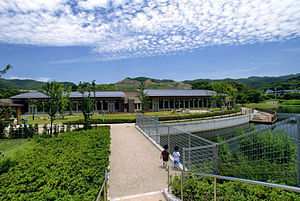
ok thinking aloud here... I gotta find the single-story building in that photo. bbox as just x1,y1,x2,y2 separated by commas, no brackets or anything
9,89,218,114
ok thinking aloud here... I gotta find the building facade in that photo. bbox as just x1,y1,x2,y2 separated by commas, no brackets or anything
10,89,217,114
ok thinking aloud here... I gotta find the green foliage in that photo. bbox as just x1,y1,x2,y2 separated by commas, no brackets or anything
42,81,65,137
0,64,12,78
77,81,96,129
192,81,265,104
281,99,300,105
170,125,299,200
170,175,299,200
0,127,111,200
137,82,149,112
0,88,23,99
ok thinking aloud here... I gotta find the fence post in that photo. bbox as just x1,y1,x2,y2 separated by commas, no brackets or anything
214,144,218,175
214,177,217,201
183,148,185,182
297,116,300,187
156,116,159,143
168,165,170,193
188,135,191,170
168,126,170,150
181,171,184,201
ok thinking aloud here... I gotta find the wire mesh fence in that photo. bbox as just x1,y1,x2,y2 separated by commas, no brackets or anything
136,114,215,166
136,114,300,187
183,116,299,187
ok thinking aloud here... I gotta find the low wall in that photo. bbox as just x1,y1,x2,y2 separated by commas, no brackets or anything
157,114,254,135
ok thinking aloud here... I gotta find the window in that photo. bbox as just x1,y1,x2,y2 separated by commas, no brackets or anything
159,99,164,109
164,100,169,109
194,99,198,108
97,101,102,110
170,99,174,108
135,103,141,109
185,100,189,108
103,101,108,110
115,101,119,110
175,100,179,108
190,99,194,108
180,100,184,108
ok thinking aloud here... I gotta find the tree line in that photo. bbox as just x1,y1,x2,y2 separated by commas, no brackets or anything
192,81,266,106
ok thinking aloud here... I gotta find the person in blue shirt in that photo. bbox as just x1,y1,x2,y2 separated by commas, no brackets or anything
173,146,180,169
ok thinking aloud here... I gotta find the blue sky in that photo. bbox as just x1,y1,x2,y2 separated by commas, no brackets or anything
0,0,299,84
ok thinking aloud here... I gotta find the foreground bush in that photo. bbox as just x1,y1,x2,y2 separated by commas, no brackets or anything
0,127,110,200
170,175,299,200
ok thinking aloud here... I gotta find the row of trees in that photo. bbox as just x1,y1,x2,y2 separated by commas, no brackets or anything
192,81,265,106
42,81,96,137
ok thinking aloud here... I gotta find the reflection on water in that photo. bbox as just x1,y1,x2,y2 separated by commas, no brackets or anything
193,111,299,143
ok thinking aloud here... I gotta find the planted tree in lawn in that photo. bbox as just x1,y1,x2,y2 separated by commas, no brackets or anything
58,86,71,119
0,64,12,138
78,81,95,130
42,81,64,137
137,82,149,113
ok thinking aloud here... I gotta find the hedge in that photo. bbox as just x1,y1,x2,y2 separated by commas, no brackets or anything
63,108,242,125
0,127,110,200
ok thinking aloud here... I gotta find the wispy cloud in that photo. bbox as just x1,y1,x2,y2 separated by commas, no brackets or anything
283,48,300,53
8,76,51,82
0,0,299,61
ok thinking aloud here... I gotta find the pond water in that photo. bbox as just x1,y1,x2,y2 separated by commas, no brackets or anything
194,105,300,142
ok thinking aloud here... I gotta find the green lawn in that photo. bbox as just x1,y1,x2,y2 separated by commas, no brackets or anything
23,108,220,125
0,139,30,159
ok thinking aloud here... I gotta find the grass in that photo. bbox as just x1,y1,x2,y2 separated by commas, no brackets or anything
23,108,221,125
0,139,30,159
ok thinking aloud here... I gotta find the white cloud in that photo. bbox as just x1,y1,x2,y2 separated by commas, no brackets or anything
8,76,51,82
0,0,299,61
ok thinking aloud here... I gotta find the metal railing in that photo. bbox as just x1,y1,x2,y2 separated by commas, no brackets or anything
95,170,109,201
182,116,299,186
167,168,300,201
136,114,215,164
137,114,300,199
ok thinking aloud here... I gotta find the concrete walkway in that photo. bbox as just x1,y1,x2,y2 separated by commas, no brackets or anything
109,123,168,199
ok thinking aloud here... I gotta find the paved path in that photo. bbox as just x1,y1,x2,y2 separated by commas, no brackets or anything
109,123,168,199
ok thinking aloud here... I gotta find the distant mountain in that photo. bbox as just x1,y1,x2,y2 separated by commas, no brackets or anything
0,78,76,90
115,77,191,89
1,73,299,91
183,73,300,90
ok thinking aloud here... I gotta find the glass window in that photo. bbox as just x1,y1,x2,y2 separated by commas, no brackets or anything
194,99,198,108
180,100,184,108
115,100,119,110
97,101,102,110
170,99,174,108
175,100,179,108
103,101,108,110
159,99,164,109
190,99,194,108
185,100,189,108
164,100,169,109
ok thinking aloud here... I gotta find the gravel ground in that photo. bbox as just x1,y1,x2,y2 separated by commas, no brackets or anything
109,123,168,199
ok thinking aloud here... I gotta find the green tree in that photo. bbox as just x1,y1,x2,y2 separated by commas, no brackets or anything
78,81,95,130
137,82,149,113
42,81,64,137
192,81,213,90
58,87,71,119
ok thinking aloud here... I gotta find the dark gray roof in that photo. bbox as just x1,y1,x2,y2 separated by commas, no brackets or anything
144,89,216,97
10,91,125,99
10,92,48,99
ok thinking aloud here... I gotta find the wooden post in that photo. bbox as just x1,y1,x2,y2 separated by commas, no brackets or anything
17,107,21,125
4,108,9,119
